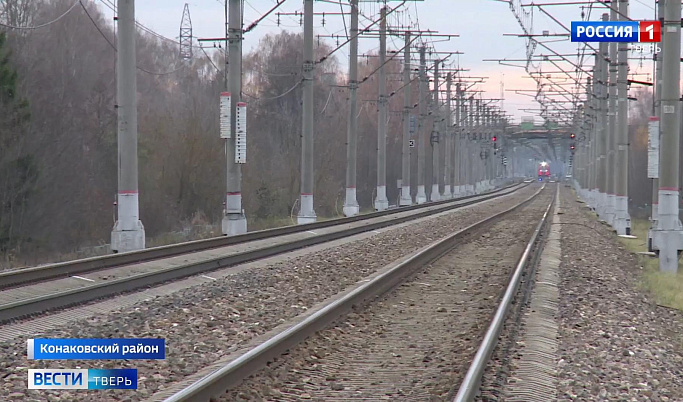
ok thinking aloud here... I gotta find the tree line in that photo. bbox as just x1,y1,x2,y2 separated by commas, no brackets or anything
0,0,422,264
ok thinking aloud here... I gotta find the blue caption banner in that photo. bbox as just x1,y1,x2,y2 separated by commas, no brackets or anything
571,21,638,42
27,338,165,360
28,369,138,390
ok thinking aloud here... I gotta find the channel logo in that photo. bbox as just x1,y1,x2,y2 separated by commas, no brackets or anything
571,21,660,42
27,369,138,390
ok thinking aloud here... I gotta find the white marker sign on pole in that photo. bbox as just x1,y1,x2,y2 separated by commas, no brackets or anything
647,117,659,178
235,102,247,164
220,92,231,139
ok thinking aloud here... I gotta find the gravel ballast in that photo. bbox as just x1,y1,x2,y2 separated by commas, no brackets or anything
556,186,683,401
0,185,540,401
218,192,552,401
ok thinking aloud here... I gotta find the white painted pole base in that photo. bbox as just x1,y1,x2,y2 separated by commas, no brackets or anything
221,214,247,236
653,190,683,273
443,185,452,200
399,185,412,206
648,203,658,252
430,184,440,202
298,194,317,224
594,191,604,217
343,187,360,217
452,185,461,198
604,194,616,227
416,185,427,204
374,185,389,211
466,184,474,195
111,192,145,253
222,193,248,236
111,221,145,253
590,189,598,211
613,195,631,235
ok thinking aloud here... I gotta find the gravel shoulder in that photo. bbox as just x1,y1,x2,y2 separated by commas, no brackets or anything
556,185,683,401
0,185,540,401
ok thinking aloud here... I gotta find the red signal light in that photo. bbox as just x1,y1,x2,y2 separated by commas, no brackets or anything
492,136,497,142
570,133,575,139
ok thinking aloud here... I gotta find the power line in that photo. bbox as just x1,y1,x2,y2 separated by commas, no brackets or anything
98,0,201,48
80,0,115,48
243,78,303,101
316,0,407,65
0,0,80,29
200,46,221,72
80,1,186,76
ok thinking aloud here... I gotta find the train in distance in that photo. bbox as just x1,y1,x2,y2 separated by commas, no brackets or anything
538,161,551,181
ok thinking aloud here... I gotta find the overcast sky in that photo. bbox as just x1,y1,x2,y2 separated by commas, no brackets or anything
95,0,662,123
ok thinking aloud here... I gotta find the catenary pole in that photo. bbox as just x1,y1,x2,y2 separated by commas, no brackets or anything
444,72,452,198
343,0,360,216
222,0,248,235
431,59,441,201
111,0,145,252
649,0,664,251
604,4,618,225
298,0,316,224
653,0,682,272
597,18,608,218
614,0,631,234
374,6,389,210
399,31,412,206
416,46,427,204
453,81,461,196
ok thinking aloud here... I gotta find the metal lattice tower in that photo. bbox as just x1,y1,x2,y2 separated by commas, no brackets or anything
179,3,193,61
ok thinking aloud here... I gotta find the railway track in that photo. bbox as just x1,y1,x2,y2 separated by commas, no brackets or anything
145,183,553,402
0,182,529,324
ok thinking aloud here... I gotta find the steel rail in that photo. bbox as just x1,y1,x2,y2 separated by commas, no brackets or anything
0,183,530,323
0,181,524,290
160,184,549,402
453,186,555,402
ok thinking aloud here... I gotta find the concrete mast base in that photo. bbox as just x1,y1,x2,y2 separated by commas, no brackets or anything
221,213,247,236
343,187,360,217
297,194,317,225
647,204,658,252
111,221,145,253
652,190,683,273
374,185,389,211
613,195,631,235
604,194,616,227
399,185,412,206
416,185,427,204
443,185,452,200
430,184,440,202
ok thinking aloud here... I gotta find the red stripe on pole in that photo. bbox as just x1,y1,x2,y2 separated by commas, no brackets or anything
226,192,241,196
659,187,678,191
237,102,247,106
301,193,313,196
649,116,660,121
220,92,231,96
118,190,138,194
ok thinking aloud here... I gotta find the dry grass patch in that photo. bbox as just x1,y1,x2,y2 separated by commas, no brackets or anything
619,218,683,311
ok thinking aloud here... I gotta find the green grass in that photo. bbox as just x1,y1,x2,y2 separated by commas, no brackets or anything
618,218,683,311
